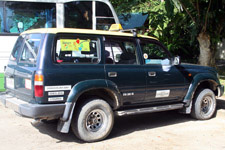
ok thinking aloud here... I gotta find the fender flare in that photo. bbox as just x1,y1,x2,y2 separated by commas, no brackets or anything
57,79,122,133
67,79,121,106
183,73,219,107
62,79,121,122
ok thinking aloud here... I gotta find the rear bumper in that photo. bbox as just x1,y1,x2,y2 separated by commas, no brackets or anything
0,94,65,119
218,85,224,97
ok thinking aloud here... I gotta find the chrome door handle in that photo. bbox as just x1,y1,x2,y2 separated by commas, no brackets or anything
148,72,156,77
108,72,117,77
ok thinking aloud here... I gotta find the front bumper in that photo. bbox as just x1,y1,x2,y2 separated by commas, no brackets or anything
218,85,224,97
0,94,65,119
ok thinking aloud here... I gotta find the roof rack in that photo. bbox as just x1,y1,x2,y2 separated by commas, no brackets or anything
109,24,137,37
120,29,137,37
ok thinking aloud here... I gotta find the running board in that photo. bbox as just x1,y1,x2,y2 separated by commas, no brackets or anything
115,103,184,116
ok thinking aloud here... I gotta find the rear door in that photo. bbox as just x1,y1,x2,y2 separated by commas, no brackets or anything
104,37,146,105
14,34,42,102
5,35,25,94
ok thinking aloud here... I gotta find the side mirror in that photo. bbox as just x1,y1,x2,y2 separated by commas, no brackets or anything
161,58,171,66
173,56,181,65
161,58,172,72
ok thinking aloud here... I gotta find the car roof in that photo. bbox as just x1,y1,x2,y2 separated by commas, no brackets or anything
21,28,158,40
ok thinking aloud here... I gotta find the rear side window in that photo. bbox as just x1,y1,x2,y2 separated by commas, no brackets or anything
55,35,100,64
10,35,25,61
105,38,138,65
20,34,42,64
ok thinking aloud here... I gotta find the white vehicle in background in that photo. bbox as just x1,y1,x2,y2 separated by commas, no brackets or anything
0,0,119,90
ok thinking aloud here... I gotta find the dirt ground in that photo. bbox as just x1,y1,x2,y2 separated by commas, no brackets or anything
0,98,225,150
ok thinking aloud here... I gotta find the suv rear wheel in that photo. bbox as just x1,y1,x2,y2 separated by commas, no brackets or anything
191,89,216,120
71,98,114,142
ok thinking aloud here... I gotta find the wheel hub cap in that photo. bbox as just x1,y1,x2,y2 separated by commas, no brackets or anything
201,96,212,114
86,110,103,132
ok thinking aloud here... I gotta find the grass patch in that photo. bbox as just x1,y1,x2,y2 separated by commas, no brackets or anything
0,73,5,92
220,78,225,96
220,78,225,85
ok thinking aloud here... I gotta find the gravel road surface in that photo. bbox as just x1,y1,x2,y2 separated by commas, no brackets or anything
0,98,225,150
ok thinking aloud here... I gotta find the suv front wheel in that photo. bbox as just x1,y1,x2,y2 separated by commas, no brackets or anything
191,89,216,120
71,98,114,142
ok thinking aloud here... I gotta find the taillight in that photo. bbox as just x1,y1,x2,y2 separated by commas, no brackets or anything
34,74,44,97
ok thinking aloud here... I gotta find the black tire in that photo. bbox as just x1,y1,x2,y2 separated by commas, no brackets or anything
191,89,216,120
71,98,114,142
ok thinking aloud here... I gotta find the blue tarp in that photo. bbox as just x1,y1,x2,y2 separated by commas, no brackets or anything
119,13,148,29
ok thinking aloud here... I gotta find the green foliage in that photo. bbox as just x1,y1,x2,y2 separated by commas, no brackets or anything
110,0,225,64
0,73,5,92
110,0,199,62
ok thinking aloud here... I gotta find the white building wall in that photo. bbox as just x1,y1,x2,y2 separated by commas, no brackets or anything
0,36,18,73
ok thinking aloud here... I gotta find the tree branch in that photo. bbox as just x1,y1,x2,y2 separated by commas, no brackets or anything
190,0,197,10
202,0,212,32
178,0,196,24
196,0,200,21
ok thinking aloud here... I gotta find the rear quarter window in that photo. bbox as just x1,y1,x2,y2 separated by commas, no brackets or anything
10,35,25,61
19,34,42,64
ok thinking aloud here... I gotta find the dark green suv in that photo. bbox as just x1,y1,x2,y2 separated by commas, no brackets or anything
1,28,224,142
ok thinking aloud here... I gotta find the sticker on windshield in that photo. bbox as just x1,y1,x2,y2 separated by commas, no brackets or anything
143,53,148,59
60,39,90,52
145,59,162,64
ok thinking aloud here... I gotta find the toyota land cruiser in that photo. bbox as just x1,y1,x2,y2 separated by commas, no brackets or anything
1,27,224,142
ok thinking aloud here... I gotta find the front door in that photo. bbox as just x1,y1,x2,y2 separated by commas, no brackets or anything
139,39,186,103
104,37,146,105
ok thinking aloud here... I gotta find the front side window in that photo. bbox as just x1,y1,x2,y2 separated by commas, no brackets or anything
0,2,56,33
10,35,25,61
140,40,170,65
65,2,92,29
55,35,100,64
105,38,138,64
20,34,42,63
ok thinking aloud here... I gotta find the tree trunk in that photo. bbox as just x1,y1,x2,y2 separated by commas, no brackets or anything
210,44,217,67
197,32,211,66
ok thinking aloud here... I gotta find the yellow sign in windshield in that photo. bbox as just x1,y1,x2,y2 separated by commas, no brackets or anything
60,39,90,52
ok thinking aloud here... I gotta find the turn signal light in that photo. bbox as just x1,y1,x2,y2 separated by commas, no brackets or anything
34,74,44,97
